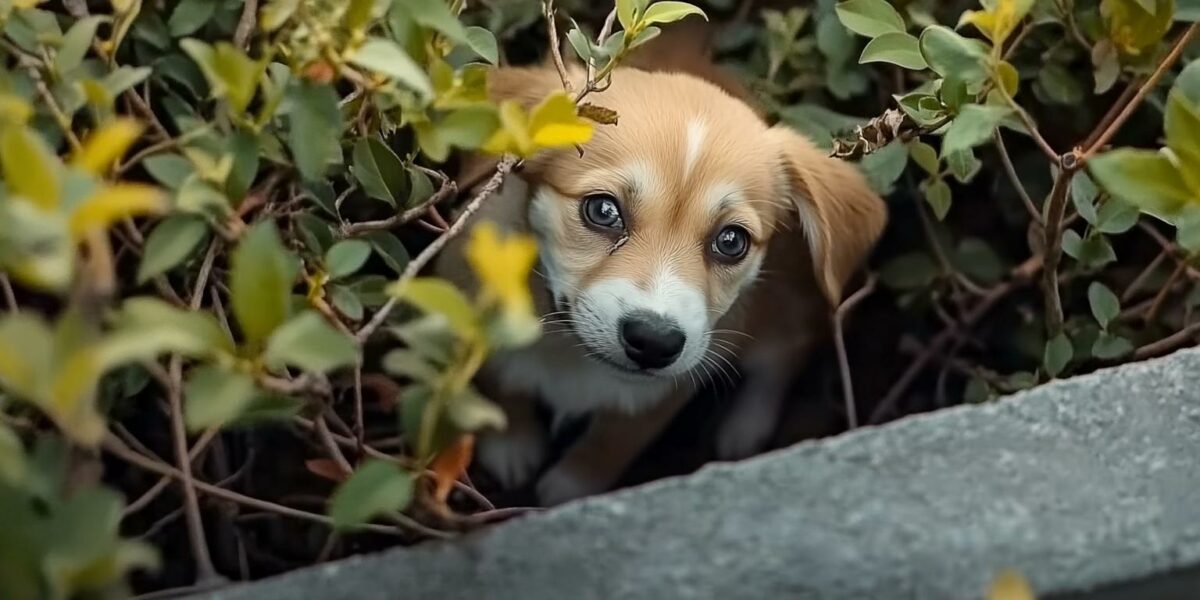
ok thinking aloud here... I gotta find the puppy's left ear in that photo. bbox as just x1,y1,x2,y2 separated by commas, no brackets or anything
766,125,888,306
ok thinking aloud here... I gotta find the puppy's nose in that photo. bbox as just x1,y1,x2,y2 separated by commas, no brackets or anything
620,312,686,369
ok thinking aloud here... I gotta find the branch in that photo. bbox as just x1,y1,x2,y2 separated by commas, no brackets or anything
1040,168,1075,336
355,155,518,344
338,178,457,238
994,132,1043,225
1085,23,1200,157
542,0,574,93
233,0,258,49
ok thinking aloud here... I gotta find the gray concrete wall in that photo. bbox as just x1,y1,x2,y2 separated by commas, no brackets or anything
201,348,1200,600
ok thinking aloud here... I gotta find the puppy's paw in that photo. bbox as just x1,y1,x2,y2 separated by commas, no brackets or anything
535,463,606,506
476,429,548,490
715,393,779,461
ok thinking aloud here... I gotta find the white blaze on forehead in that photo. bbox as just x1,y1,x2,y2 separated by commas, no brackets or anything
683,119,707,180
617,161,661,199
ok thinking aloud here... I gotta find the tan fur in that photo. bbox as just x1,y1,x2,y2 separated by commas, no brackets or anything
433,28,888,504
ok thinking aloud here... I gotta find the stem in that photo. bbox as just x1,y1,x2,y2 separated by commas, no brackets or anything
1085,23,1200,157
994,132,1043,225
1040,170,1075,336
832,275,877,429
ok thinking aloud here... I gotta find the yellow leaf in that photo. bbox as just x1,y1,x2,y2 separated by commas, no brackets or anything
0,93,32,125
465,221,538,318
429,434,474,504
1102,0,1174,56
481,100,533,157
958,0,1034,45
13,0,46,7
530,92,594,149
69,184,167,240
71,118,144,175
1,124,62,210
987,569,1037,600
995,60,1020,96
47,349,106,447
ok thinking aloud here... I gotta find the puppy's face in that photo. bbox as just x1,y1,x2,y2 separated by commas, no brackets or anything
489,68,885,379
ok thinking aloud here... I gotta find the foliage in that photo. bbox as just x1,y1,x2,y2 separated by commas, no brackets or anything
0,0,703,595
0,0,1197,595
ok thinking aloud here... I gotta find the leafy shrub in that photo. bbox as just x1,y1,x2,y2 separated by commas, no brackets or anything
0,0,1197,596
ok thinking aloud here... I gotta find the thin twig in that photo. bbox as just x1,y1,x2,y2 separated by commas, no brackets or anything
355,156,518,344
1134,321,1200,360
0,272,16,312
832,275,877,429
338,179,457,237
994,133,1043,225
233,0,258,49
543,0,574,93
1085,23,1200,157
104,435,437,537
167,241,220,583
870,256,1042,424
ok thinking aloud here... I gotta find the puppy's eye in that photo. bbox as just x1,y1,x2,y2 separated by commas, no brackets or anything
710,225,750,263
581,193,624,231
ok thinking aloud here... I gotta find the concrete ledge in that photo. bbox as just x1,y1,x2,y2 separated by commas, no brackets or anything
201,348,1200,600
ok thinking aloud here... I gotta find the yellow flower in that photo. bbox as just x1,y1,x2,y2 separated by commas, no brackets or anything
482,92,594,158
465,221,538,315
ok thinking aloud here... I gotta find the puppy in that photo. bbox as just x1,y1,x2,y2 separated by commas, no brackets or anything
434,26,887,505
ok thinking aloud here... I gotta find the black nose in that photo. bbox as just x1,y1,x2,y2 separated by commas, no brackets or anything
620,312,686,370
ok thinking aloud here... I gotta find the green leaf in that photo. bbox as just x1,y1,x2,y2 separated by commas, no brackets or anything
860,140,908,194
923,177,952,220
286,80,342,182
1043,333,1073,377
1071,171,1100,225
391,315,456,365
136,215,209,283
909,141,939,174
1179,0,1200,20
325,239,372,280
859,31,927,69
437,107,501,151
143,154,195,189
617,0,646,32
349,37,434,99
1175,58,1200,102
835,0,906,37
953,238,1005,284
640,2,708,26
1092,40,1120,94
367,231,410,275
168,0,216,37
1088,149,1193,218
396,0,469,44
56,16,105,74
231,221,296,345
101,66,153,97
394,278,477,337
1037,63,1084,105
111,297,234,359
352,137,410,205
941,104,1012,158
946,149,982,183
1088,281,1120,329
329,460,414,529
447,388,507,432
382,349,440,382
919,25,990,85
175,176,230,218
880,252,938,290
567,28,593,62
1176,204,1200,253
1095,198,1140,234
1063,230,1117,268
463,26,498,64
329,285,365,321
1092,332,1133,359
184,365,257,430
1165,89,1200,191
180,40,262,114
0,313,53,402
226,130,260,201
264,311,358,373
295,213,334,254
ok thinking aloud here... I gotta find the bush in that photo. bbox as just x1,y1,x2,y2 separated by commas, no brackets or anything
0,0,1197,596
